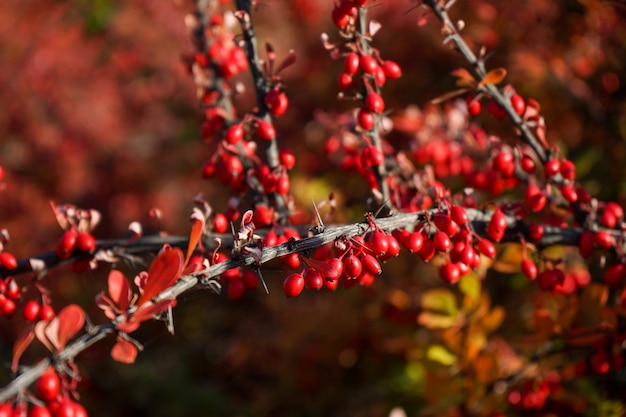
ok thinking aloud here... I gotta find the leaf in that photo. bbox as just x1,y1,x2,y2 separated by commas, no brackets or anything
458,274,481,301
12,326,35,373
56,304,85,349
431,88,470,104
450,68,475,87
275,49,296,75
426,344,457,366
478,68,507,86
131,298,177,324
137,246,184,306
34,320,54,352
479,306,505,334
300,256,341,280
111,337,138,364
186,210,205,266
417,312,457,329
108,270,131,313
421,288,457,316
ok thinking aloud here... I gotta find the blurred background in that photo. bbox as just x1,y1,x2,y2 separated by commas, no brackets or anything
0,0,625,416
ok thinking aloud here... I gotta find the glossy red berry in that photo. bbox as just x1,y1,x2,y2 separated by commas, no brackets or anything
331,6,350,28
487,209,507,242
265,90,288,116
22,300,41,322
520,154,536,173
537,269,564,291
283,273,305,297
279,148,296,170
382,60,402,79
367,231,389,257
433,231,452,253
0,404,11,417
227,280,245,299
594,230,615,249
528,224,544,240
359,55,378,75
466,96,481,116
38,304,55,321
560,185,578,203
344,53,359,75
543,158,560,178
361,254,382,275
28,405,52,417
418,238,435,262
0,297,16,317
365,92,385,114
403,231,424,253
76,232,96,253
212,213,229,234
559,159,576,180
0,252,17,270
57,230,78,259
604,263,624,285
521,259,538,280
338,72,353,90
439,262,461,284
488,100,506,120
381,234,401,260
510,93,526,116
35,368,61,401
493,151,515,177
343,255,362,278
450,205,469,226
225,124,244,144
257,120,275,140
477,239,496,259
357,109,375,130
303,268,323,291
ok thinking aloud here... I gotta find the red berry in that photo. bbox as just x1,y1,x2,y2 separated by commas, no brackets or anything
364,92,385,114
0,404,12,417
488,100,506,120
331,6,350,28
0,252,17,270
57,230,78,259
4,277,20,300
605,202,624,220
38,304,55,321
528,224,544,240
279,148,296,170
520,154,536,173
283,273,305,297
361,254,382,275
265,90,288,116
28,405,51,417
543,158,560,178
559,159,576,180
521,259,538,280
359,55,378,75
477,239,496,259
433,231,452,253
227,280,245,299
439,262,461,284
418,238,436,262
357,109,375,130
241,270,260,290
276,174,290,195
35,368,61,401
325,258,344,280
338,72,353,90
303,268,323,291
76,232,96,253
450,205,469,226
22,300,40,322
560,185,578,203
53,400,78,417
510,93,526,116
604,264,624,285
599,210,617,229
466,96,481,116
403,231,424,253
344,53,359,75
487,209,507,242
257,120,275,140
578,230,594,258
343,255,362,278
381,60,402,79
537,269,564,291
212,213,229,234
0,297,16,317
225,124,244,144
493,151,515,177
381,234,401,260
367,231,389,257
594,230,615,249
374,65,386,87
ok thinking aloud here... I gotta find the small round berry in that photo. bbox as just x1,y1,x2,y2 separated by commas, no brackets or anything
381,60,402,79
283,273,305,297
344,53,360,75
35,368,61,401
365,92,385,114
22,300,41,322
0,252,17,270
256,120,275,141
359,54,378,75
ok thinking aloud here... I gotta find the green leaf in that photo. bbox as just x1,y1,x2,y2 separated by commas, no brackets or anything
426,344,457,366
421,288,458,316
417,312,457,329
459,274,480,301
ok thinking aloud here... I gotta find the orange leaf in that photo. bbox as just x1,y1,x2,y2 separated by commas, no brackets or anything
186,217,204,266
108,270,131,313
12,326,35,373
478,68,507,87
111,337,138,364
137,246,184,306
56,305,85,349
450,68,475,86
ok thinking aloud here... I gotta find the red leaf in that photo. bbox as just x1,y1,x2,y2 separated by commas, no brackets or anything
35,320,54,352
186,215,205,266
56,304,85,349
132,298,177,324
108,270,131,313
111,337,138,364
12,326,35,373
137,246,184,306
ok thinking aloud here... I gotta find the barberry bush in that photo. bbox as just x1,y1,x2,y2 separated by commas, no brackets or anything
1,0,626,416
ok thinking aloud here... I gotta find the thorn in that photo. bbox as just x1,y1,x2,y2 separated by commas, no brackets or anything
256,268,269,294
310,199,325,235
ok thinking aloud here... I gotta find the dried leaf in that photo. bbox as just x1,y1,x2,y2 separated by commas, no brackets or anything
111,337,138,364
12,326,35,372
56,305,85,349
478,68,507,86
137,246,184,306
108,270,131,313
431,88,469,104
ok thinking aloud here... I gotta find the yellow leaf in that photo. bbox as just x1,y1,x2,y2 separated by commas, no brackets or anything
459,273,481,301
478,67,507,86
421,288,458,316
426,344,457,366
417,312,458,329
